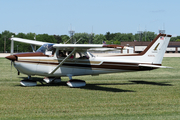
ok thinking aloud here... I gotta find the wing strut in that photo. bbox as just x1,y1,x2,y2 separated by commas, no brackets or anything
31,44,35,52
49,48,76,74
74,37,82,44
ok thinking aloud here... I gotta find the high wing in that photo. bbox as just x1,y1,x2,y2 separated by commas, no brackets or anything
10,37,49,46
53,44,103,51
53,44,130,51
10,37,131,52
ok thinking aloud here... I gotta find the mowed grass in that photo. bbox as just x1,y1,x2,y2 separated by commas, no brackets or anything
0,57,180,120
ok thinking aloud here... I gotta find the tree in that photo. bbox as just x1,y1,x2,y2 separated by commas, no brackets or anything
134,31,157,42
0,30,164,53
36,34,56,43
113,33,123,43
1,30,14,52
16,33,26,38
176,39,180,42
15,33,32,52
145,31,157,42
170,37,177,41
114,40,120,44
26,32,36,40
93,34,106,44
105,32,116,41
127,33,134,41
171,36,180,41
54,35,62,43
73,33,93,44
105,32,111,40
60,35,70,43
0,33,2,52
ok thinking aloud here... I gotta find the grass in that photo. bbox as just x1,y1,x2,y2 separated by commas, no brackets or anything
0,57,180,120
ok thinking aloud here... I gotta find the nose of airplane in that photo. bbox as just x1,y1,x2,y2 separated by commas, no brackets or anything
5,55,17,61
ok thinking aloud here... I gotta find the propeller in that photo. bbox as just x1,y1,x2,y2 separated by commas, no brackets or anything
5,55,18,80
10,60,13,80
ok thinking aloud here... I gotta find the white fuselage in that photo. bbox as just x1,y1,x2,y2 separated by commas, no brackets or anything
13,55,144,77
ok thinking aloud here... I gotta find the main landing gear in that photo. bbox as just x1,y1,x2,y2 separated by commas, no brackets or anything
66,74,86,87
20,75,86,87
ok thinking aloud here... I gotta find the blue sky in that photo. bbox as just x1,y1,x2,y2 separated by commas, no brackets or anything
0,0,180,36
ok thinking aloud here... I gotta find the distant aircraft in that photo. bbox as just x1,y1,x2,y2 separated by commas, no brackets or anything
5,33,171,87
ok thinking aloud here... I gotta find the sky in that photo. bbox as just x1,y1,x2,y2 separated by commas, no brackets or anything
0,0,180,36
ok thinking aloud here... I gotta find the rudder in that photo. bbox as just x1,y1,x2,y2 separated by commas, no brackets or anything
140,33,171,64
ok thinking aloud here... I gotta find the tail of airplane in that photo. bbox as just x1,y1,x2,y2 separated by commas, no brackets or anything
121,33,171,65
138,33,171,64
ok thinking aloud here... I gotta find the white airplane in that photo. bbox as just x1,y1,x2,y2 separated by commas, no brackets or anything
6,33,171,87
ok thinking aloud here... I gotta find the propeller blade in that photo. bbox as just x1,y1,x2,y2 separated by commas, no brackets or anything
11,60,12,80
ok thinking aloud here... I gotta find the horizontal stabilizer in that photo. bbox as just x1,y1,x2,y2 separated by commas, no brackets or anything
139,64,172,68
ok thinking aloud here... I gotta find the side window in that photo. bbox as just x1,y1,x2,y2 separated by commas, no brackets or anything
76,52,89,59
67,51,74,59
57,50,67,58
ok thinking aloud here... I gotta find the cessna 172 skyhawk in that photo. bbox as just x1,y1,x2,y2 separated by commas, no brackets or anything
5,33,171,87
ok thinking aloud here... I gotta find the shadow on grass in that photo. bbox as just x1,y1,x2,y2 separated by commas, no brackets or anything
81,83,135,92
17,77,173,92
129,80,173,86
17,77,135,92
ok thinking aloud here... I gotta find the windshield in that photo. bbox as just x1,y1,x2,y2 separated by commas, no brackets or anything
36,44,54,54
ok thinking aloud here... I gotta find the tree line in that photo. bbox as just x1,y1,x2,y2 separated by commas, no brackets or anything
0,30,179,53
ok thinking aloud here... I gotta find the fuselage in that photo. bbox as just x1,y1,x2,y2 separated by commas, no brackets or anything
9,52,155,77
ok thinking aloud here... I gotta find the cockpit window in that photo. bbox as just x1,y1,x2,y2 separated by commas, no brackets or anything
36,43,54,54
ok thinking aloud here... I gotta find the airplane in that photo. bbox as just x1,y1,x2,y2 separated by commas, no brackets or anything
5,33,172,87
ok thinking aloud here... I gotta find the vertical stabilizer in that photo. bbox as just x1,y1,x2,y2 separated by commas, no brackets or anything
140,33,171,64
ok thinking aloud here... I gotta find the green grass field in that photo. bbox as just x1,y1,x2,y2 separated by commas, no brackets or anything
0,57,180,120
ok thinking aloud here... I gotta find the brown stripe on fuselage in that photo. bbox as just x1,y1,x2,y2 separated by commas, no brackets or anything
17,60,59,65
14,52,48,57
16,59,157,71
18,58,102,65
103,62,161,66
